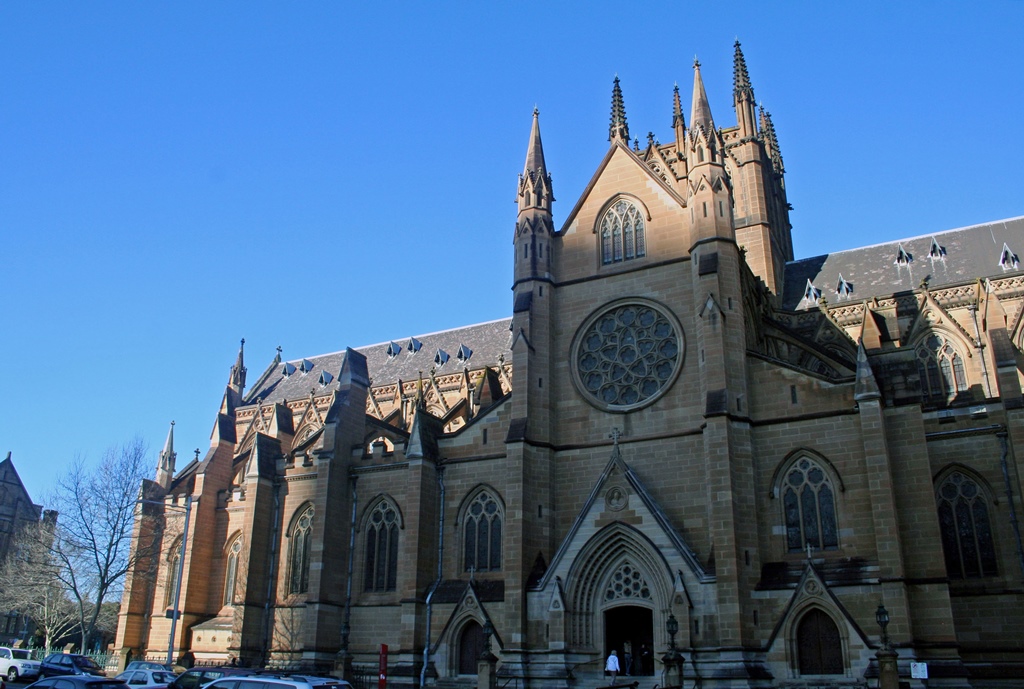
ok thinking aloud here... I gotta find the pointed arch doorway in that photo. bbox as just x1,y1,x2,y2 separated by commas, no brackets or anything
604,606,654,676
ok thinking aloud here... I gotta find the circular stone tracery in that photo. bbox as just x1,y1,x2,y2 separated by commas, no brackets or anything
573,301,683,412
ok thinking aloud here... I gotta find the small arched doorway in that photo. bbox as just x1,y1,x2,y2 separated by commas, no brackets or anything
796,608,843,675
458,621,484,675
604,606,654,676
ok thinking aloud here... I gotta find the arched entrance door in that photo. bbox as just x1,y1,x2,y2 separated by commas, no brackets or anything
458,621,484,675
604,606,653,676
796,609,843,675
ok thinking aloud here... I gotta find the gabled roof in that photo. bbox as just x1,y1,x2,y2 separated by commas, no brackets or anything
782,216,1024,310
245,318,512,406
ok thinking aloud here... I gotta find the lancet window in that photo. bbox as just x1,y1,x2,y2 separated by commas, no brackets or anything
223,537,242,605
916,334,968,403
601,199,646,265
364,500,399,592
464,491,502,573
164,537,182,609
288,505,314,594
936,471,997,579
782,457,839,553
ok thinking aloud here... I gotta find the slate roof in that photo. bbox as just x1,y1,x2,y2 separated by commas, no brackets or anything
245,318,513,406
782,216,1024,310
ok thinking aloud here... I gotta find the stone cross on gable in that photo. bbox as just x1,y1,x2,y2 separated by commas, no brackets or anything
805,542,814,560
610,428,622,446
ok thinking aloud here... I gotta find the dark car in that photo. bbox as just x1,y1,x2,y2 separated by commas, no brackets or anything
26,678,127,689
167,669,254,689
39,655,106,678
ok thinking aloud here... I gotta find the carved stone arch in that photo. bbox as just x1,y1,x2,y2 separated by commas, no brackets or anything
933,463,998,502
592,194,653,232
455,484,507,522
357,493,406,532
564,522,674,652
770,448,846,498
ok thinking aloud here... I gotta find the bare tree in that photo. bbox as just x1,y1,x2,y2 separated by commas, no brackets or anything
45,438,156,650
0,520,78,649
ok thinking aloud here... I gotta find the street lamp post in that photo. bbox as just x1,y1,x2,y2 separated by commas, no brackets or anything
140,495,193,667
661,613,684,688
875,603,898,689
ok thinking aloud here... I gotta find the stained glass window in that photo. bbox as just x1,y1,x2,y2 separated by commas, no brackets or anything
936,471,997,579
574,303,682,411
223,538,242,605
364,501,399,592
916,335,968,403
464,492,502,572
783,458,839,552
601,200,646,265
288,505,314,594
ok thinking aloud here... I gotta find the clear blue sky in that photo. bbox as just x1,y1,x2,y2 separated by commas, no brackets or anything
2,2,1022,502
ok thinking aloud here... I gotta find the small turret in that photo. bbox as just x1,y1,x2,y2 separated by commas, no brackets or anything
759,106,784,174
686,58,733,244
690,59,715,139
609,77,630,144
733,41,757,140
156,421,176,490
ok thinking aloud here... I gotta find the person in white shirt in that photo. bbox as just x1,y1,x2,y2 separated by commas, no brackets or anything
606,649,621,684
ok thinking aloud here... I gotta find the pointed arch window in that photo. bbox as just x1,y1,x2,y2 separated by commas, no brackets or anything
601,200,646,265
164,537,182,609
288,505,314,594
223,537,242,605
782,457,839,553
916,334,968,403
464,491,502,572
936,471,997,579
364,500,399,592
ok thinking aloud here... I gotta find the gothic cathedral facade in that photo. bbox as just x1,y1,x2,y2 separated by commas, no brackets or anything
115,45,1024,688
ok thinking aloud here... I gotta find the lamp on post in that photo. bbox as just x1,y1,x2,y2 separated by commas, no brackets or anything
139,495,193,667
874,602,898,689
661,613,684,688
875,603,890,651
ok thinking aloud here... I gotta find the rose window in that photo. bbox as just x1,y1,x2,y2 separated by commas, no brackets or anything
573,302,682,411
604,562,651,601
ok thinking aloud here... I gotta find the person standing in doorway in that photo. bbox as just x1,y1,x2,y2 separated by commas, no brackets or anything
606,649,620,684
640,643,652,675
623,641,633,677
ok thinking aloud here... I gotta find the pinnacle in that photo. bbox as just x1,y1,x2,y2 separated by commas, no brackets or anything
733,40,754,99
672,83,685,129
523,107,546,176
609,76,630,143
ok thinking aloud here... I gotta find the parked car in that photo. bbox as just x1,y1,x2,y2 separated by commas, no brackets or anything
121,666,174,676
113,671,177,689
39,655,105,678
207,676,350,689
166,668,253,689
0,647,41,682
26,677,127,689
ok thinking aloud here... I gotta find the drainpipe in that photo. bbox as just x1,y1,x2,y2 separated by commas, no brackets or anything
341,477,358,665
261,479,282,665
420,467,445,689
997,432,1024,581
968,305,993,398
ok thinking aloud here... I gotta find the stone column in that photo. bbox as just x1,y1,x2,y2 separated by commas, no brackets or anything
877,647,899,689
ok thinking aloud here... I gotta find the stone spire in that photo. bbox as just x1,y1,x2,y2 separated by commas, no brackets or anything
733,41,757,139
518,108,553,214
156,420,177,490
690,59,715,136
609,76,630,144
673,83,686,149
